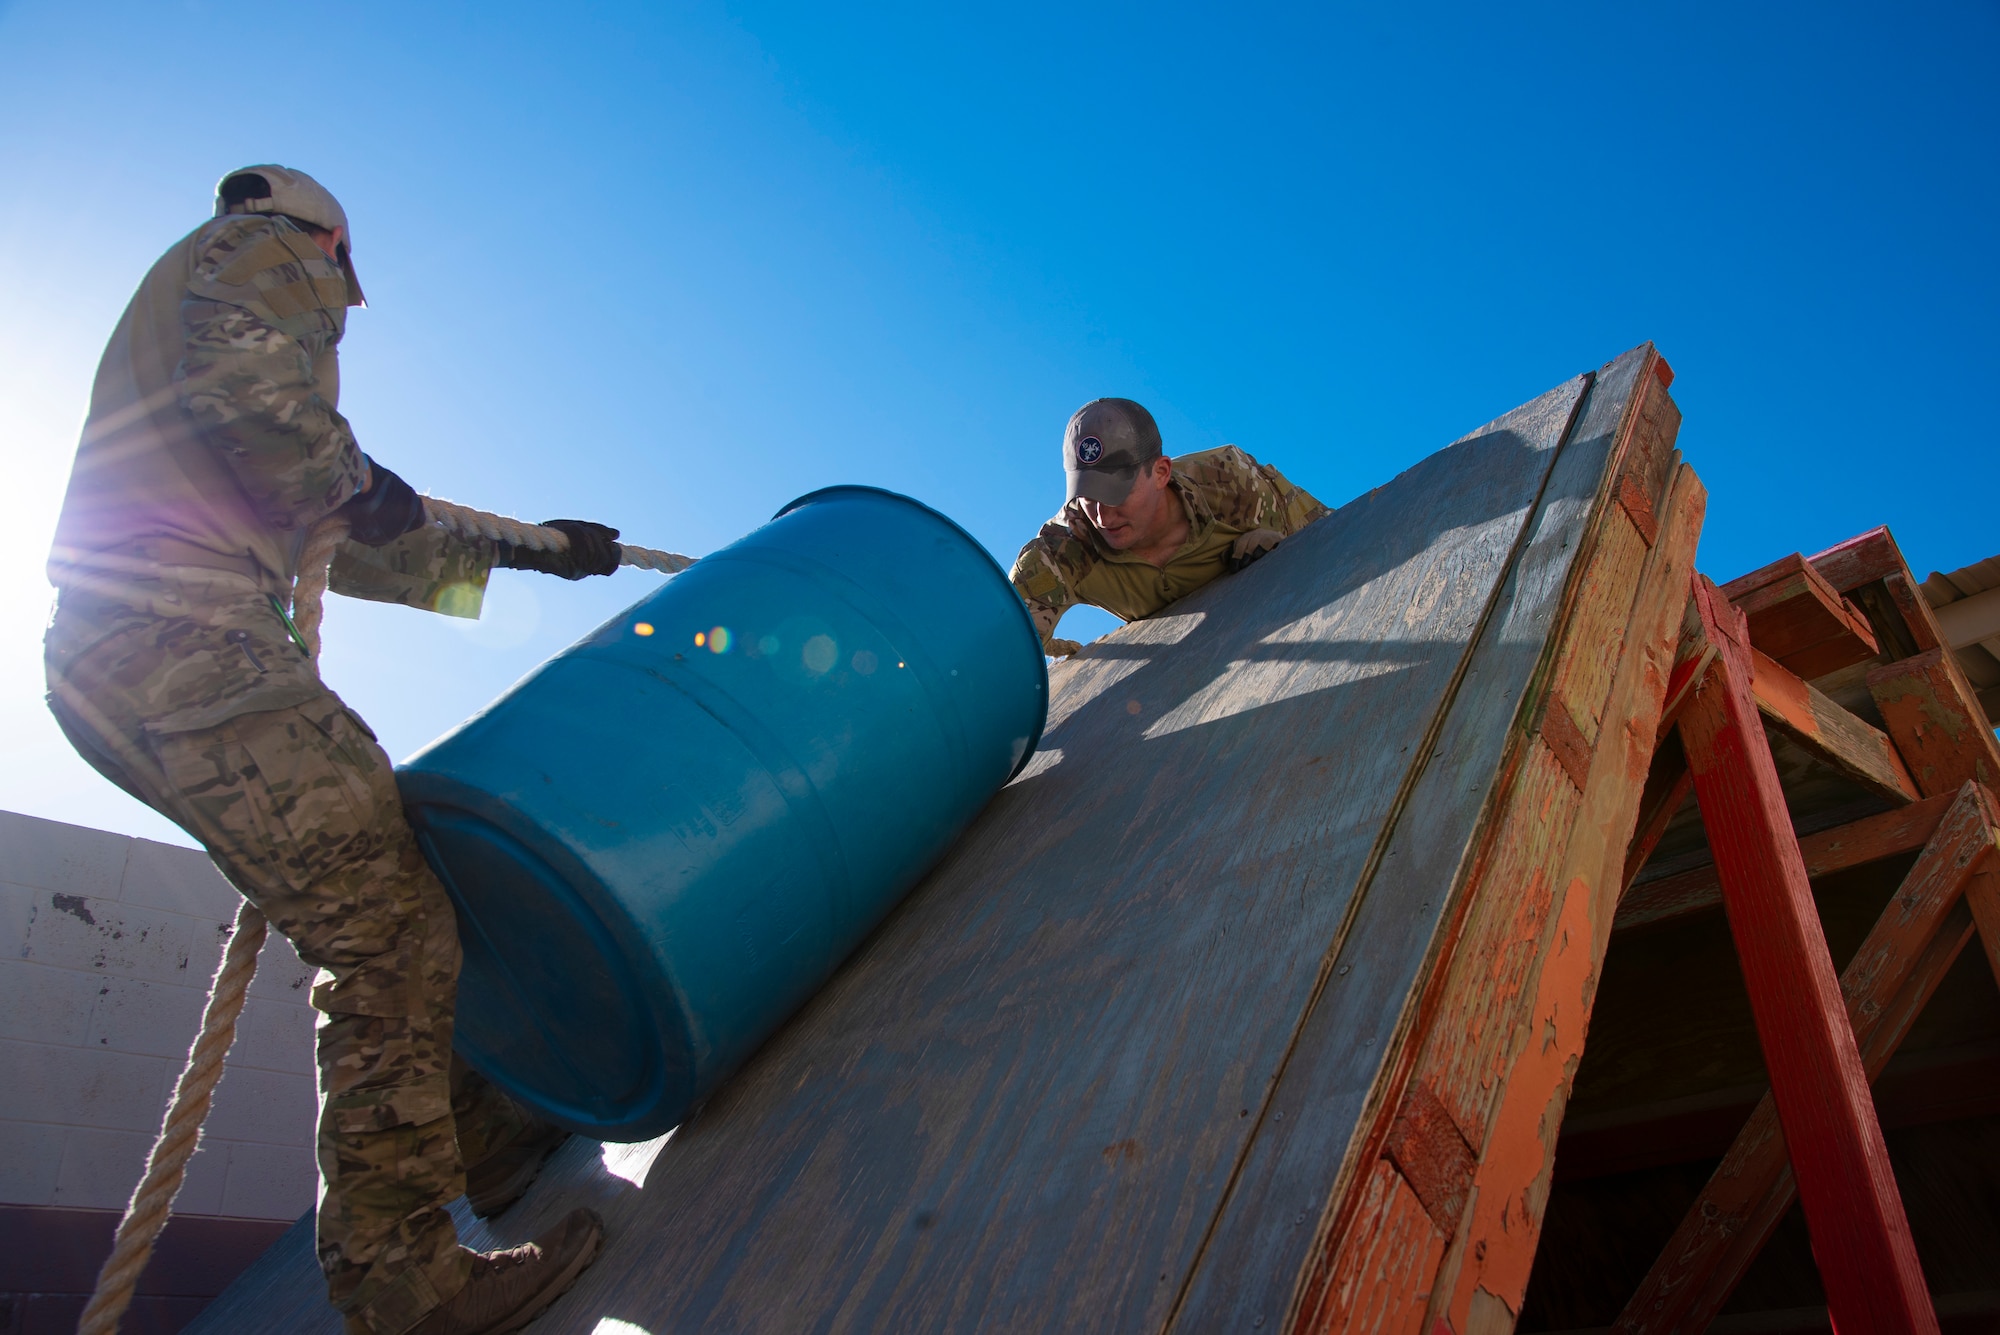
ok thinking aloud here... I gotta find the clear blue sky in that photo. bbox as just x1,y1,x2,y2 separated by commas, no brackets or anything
2,1,1994,846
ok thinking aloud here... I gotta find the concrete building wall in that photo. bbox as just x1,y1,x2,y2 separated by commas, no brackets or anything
0,810,319,1333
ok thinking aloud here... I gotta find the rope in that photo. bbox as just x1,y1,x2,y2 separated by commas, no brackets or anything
79,497,690,1330
78,899,268,1335
294,497,696,657
418,497,696,575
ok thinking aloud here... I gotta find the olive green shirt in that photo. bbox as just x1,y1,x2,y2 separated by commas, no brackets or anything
1009,445,1328,651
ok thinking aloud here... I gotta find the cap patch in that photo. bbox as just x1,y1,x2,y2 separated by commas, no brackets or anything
1076,436,1104,464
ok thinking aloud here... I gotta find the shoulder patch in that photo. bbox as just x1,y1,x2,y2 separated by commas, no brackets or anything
261,276,351,319
189,218,348,321
215,234,309,286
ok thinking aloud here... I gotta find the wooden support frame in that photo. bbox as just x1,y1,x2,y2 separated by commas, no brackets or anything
1720,552,1880,679
1663,575,1939,1335
1554,1039,2000,1184
1615,790,1955,933
1620,733,1691,893
1869,647,2000,796
1613,782,1999,1333
1750,646,1918,802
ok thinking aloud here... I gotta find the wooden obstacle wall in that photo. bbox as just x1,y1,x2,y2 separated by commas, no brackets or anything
190,345,1691,1335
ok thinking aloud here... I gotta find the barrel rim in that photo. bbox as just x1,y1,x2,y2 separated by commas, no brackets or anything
774,484,1049,778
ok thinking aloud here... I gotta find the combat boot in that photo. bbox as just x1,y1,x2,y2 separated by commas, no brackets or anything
407,1208,605,1335
466,1122,573,1219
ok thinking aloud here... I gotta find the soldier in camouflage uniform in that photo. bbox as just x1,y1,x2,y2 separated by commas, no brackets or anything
1010,397,1329,654
45,166,608,1335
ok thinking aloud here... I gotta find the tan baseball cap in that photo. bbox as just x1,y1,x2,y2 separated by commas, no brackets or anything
1064,398,1163,506
215,165,365,306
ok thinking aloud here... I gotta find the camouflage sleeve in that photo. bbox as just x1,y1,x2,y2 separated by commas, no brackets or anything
1253,459,1331,535
175,217,368,530
327,525,494,619
1009,519,1086,652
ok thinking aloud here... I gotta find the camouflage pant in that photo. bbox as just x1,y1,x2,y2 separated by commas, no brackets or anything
46,585,538,1335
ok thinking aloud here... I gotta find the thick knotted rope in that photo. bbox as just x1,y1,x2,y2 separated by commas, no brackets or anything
77,900,268,1335
80,498,690,1331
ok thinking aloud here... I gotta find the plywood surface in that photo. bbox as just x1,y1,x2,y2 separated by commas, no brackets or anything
192,349,1659,1335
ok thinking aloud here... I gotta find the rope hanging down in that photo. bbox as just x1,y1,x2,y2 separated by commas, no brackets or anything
77,900,268,1335
79,498,691,1332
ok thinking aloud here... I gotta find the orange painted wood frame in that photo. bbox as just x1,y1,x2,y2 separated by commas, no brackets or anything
1615,781,1998,1331
1672,574,1938,1335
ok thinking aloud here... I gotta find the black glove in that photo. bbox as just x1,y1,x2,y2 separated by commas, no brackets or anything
1227,527,1283,573
338,457,426,547
497,520,622,580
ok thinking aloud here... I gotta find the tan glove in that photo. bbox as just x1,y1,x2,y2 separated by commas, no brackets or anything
1229,528,1284,572
1045,637,1083,659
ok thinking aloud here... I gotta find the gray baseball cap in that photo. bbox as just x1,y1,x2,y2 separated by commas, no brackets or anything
215,165,365,305
1064,398,1163,505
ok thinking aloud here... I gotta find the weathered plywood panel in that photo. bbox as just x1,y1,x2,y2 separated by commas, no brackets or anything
193,350,1662,1335
1172,348,1655,1331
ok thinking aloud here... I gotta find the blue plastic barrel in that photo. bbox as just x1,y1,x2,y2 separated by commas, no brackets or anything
397,487,1047,1141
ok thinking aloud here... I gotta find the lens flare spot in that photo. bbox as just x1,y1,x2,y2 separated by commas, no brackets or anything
707,626,732,654
758,634,780,657
436,581,483,619
803,634,837,674
852,649,877,675
897,661,906,668
633,622,654,637
693,631,705,647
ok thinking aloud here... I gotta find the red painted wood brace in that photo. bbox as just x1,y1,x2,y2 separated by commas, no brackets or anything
1668,575,1939,1335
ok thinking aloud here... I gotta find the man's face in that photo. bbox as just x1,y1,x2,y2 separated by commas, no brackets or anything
1078,456,1175,550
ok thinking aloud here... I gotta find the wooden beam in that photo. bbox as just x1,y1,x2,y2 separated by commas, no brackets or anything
1663,575,1937,1335
1621,732,1691,892
1884,571,1945,653
1554,1039,2000,1182
1615,791,1955,933
1654,641,1714,740
1805,525,1906,594
1751,646,1918,803
1721,552,1880,679
1966,862,2000,991
1936,586,2000,651
1869,647,2000,796
1613,782,1998,1333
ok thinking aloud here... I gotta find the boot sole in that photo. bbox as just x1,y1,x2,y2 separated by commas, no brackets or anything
481,1214,605,1335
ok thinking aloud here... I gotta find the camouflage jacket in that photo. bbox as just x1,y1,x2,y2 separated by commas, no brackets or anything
47,213,492,619
1009,446,1328,650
